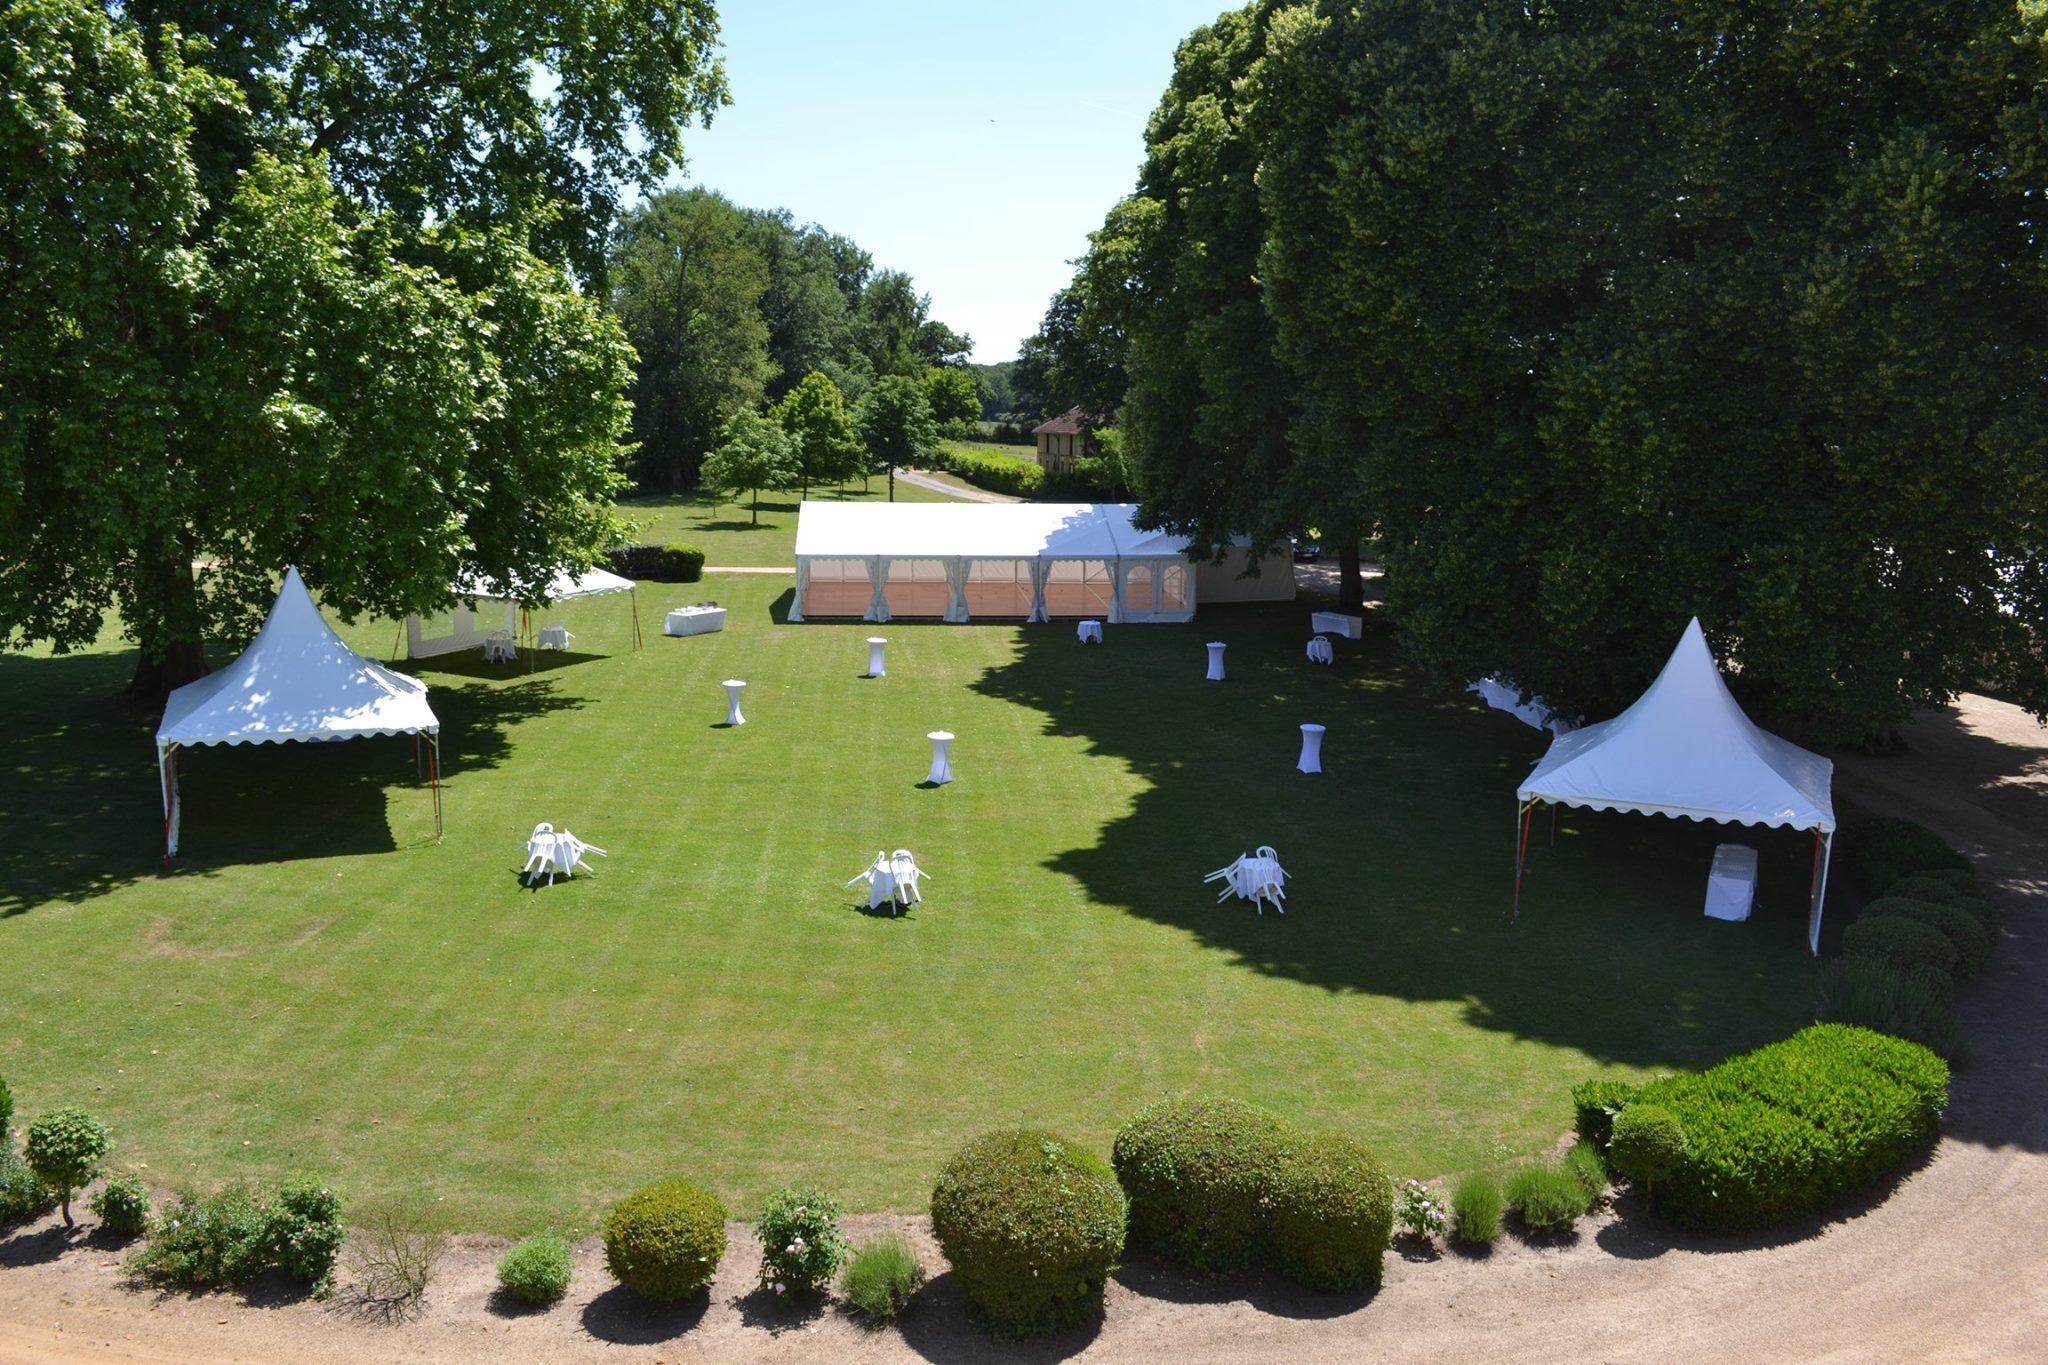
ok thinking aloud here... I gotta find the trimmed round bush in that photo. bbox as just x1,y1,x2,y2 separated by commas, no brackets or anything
1502,1162,1590,1236
1916,866,1981,898
602,1181,728,1302
1817,958,1967,1061
1111,1096,1291,1274
89,1172,150,1236
1885,877,1999,939
1842,913,1960,982
498,1234,573,1306
1609,1105,1687,1195
1263,1132,1393,1293
930,1129,1126,1339
1570,1079,1636,1150
25,1108,110,1226
1451,1172,1504,1245
1884,874,1961,904
840,1232,924,1327
1862,897,1993,978
1842,816,1970,893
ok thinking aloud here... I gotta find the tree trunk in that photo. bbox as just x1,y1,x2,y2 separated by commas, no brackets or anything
127,551,208,700
750,488,759,525
1338,539,1366,614
888,466,895,502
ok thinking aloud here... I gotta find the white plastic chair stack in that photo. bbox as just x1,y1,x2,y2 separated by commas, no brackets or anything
483,630,517,664
845,848,929,914
523,822,607,886
1306,636,1334,666
1203,845,1288,915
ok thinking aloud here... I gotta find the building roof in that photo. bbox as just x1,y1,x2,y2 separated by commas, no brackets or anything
1032,407,1103,436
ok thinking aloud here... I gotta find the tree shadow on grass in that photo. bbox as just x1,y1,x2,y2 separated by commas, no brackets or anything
0,650,584,916
967,603,1824,1074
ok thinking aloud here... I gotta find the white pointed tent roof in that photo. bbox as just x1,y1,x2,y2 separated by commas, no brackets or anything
157,567,439,749
1517,619,1833,831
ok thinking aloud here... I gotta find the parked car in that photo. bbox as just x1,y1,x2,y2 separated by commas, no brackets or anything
1290,535,1322,562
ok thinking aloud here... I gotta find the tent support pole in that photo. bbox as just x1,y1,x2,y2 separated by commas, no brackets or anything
1550,802,1560,847
159,743,179,865
427,732,443,842
1807,829,1834,957
631,587,643,651
1511,799,1535,917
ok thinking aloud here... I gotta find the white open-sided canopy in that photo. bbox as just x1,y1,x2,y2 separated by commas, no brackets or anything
156,566,440,857
791,501,1281,624
1511,619,1838,952
407,566,642,660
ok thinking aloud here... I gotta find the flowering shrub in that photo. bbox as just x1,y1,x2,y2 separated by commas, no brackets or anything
754,1187,849,1298
131,1187,270,1288
1394,1179,1448,1239
264,1174,346,1294
89,1172,151,1237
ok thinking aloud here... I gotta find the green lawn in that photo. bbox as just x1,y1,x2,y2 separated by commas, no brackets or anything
618,477,957,566
0,571,1820,1233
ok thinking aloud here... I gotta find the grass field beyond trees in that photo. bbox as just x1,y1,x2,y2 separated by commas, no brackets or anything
0,572,1820,1232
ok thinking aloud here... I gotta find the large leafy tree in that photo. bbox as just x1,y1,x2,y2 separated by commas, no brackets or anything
741,206,873,401
610,188,774,491
922,366,981,437
853,375,939,502
700,411,798,525
0,0,726,692
774,372,865,497
1250,0,2048,740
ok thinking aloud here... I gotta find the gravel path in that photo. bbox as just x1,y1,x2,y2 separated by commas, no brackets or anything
891,466,1021,503
3,696,2042,1363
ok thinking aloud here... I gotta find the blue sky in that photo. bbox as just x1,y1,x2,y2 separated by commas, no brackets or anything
665,1,1230,361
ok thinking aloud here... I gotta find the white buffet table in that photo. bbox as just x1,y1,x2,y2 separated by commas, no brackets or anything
1310,611,1363,640
665,605,727,637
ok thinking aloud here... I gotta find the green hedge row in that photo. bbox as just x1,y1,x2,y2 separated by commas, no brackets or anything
924,446,1046,497
1582,1024,1948,1232
604,543,706,582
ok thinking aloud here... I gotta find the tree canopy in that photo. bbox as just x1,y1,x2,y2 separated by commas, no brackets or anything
775,372,865,496
1,0,673,688
701,411,799,524
1063,0,2048,741
854,375,939,502
923,366,982,437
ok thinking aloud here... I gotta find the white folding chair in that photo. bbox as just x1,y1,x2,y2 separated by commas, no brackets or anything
523,823,558,885
889,849,927,908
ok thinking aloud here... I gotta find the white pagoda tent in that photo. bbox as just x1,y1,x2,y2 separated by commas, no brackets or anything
1511,618,1837,953
789,501,1291,624
403,565,642,661
156,567,441,859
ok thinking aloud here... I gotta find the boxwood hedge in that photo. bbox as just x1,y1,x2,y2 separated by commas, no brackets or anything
1861,897,1993,978
1264,1132,1394,1292
930,1129,1126,1339
1841,914,1960,982
1627,1023,1947,1231
1111,1096,1292,1274
1840,816,1972,894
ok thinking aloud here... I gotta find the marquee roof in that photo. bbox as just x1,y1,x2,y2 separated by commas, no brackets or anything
157,567,438,749
455,566,635,605
1517,618,1834,832
794,502,1192,561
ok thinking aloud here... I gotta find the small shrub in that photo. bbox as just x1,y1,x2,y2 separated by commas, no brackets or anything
1571,1079,1636,1150
0,1075,11,1135
840,1232,924,1327
1265,1133,1394,1293
1842,914,1960,983
1883,874,1962,904
1450,1172,1504,1246
25,1108,110,1226
1816,958,1968,1062
497,1234,574,1306
1842,816,1971,892
347,1197,445,1307
930,1129,1126,1339
1862,897,1994,978
754,1186,849,1298
131,1187,270,1288
1503,1162,1591,1237
0,1147,55,1228
1917,866,1981,898
1393,1178,1448,1239
603,543,706,583
1630,1023,1948,1231
90,1173,151,1237
602,1180,728,1302
1563,1140,1609,1203
265,1175,345,1294
1608,1105,1687,1199
1111,1095,1292,1274
659,544,707,581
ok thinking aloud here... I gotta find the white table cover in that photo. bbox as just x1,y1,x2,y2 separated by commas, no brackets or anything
1205,847,1288,915
1297,724,1326,774
537,624,573,650
1205,641,1227,681
846,848,928,913
1704,842,1758,922
665,606,727,636
1077,620,1104,644
482,634,517,663
867,637,888,677
1311,611,1363,640
925,731,955,785
722,680,746,727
